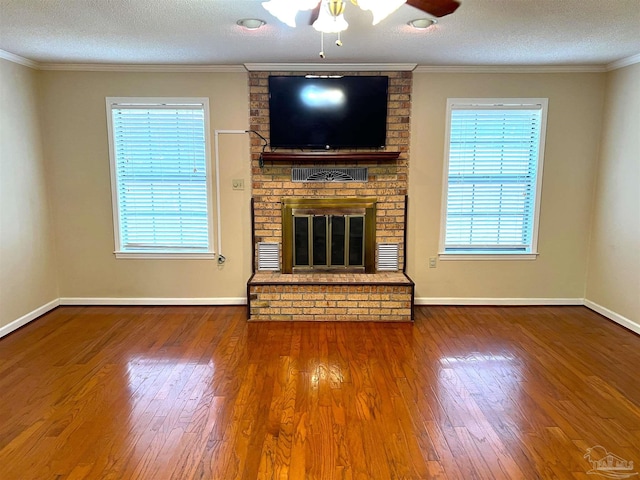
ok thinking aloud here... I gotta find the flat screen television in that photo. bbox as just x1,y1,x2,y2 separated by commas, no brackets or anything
268,75,388,149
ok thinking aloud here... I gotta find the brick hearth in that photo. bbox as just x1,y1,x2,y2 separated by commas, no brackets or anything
248,272,414,322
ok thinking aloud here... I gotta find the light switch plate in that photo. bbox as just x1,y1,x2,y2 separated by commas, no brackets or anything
232,179,244,190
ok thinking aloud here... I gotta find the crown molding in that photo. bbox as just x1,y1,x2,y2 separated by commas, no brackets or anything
606,53,640,71
0,49,39,69
244,63,417,72
38,63,247,72
2,49,633,74
414,64,607,74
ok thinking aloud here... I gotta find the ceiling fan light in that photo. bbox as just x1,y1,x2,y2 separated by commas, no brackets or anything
408,18,436,29
261,0,300,28
313,1,349,33
357,0,407,25
313,13,349,33
300,0,323,9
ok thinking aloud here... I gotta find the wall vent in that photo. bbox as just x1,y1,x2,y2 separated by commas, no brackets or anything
257,243,280,271
292,167,368,183
377,243,399,271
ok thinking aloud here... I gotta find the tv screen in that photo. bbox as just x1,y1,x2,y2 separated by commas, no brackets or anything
268,76,388,149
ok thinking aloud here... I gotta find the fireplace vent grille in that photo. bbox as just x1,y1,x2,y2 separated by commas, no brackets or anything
292,168,368,183
257,243,280,271
378,243,399,271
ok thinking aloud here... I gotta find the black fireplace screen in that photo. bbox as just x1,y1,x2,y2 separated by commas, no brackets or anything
281,197,376,274
293,215,364,270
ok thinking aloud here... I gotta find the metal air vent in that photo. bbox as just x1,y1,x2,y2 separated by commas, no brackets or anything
377,243,399,271
292,167,368,183
257,243,280,271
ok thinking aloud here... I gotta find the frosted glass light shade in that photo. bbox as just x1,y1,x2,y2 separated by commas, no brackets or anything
300,0,322,8
313,3,349,33
262,0,318,28
357,0,406,25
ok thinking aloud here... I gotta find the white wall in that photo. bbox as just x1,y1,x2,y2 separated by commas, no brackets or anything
3,62,637,333
0,59,59,330
408,72,605,301
586,63,640,326
39,71,252,301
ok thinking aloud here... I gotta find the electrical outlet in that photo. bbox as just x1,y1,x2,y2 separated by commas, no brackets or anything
429,257,437,268
232,179,244,190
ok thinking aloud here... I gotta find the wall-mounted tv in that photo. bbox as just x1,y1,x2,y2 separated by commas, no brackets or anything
268,75,389,149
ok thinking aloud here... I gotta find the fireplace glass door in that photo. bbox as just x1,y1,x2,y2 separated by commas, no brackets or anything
293,215,365,271
282,198,376,274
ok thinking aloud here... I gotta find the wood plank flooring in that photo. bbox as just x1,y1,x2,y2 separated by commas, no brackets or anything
0,305,638,479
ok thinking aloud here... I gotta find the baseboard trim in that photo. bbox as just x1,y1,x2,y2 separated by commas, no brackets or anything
414,297,584,306
584,299,640,335
4,297,636,339
0,299,60,338
59,297,247,306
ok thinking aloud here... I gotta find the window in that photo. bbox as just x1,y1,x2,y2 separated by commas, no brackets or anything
106,98,213,258
440,99,548,259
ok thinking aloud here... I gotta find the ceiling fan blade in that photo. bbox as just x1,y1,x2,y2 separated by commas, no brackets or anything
406,0,460,18
308,2,321,25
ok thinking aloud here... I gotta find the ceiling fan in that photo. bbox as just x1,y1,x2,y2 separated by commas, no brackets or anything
262,0,460,57
404,0,460,17
263,0,460,29
306,0,461,25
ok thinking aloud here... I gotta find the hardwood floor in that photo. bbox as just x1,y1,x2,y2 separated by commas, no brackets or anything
0,306,638,479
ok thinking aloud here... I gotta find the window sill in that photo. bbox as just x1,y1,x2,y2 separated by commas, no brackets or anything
114,251,216,260
438,253,539,261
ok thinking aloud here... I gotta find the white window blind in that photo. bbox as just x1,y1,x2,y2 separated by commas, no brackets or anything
442,100,547,255
107,99,212,255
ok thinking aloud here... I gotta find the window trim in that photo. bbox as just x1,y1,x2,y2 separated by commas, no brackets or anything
438,98,548,260
106,97,215,258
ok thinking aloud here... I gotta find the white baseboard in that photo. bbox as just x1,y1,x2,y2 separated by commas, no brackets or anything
59,297,247,306
414,297,584,306
4,297,636,340
415,297,638,336
584,299,640,335
0,298,60,338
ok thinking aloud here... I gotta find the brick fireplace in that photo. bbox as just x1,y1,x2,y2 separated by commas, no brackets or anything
246,70,414,321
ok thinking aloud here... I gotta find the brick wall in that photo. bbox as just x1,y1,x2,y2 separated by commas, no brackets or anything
248,70,412,271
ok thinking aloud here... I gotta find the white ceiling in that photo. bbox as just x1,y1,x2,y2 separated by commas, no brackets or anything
0,0,639,68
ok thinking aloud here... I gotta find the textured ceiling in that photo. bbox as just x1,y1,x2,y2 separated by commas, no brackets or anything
0,0,639,66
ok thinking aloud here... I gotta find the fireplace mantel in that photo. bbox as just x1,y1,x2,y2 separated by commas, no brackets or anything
261,151,401,162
